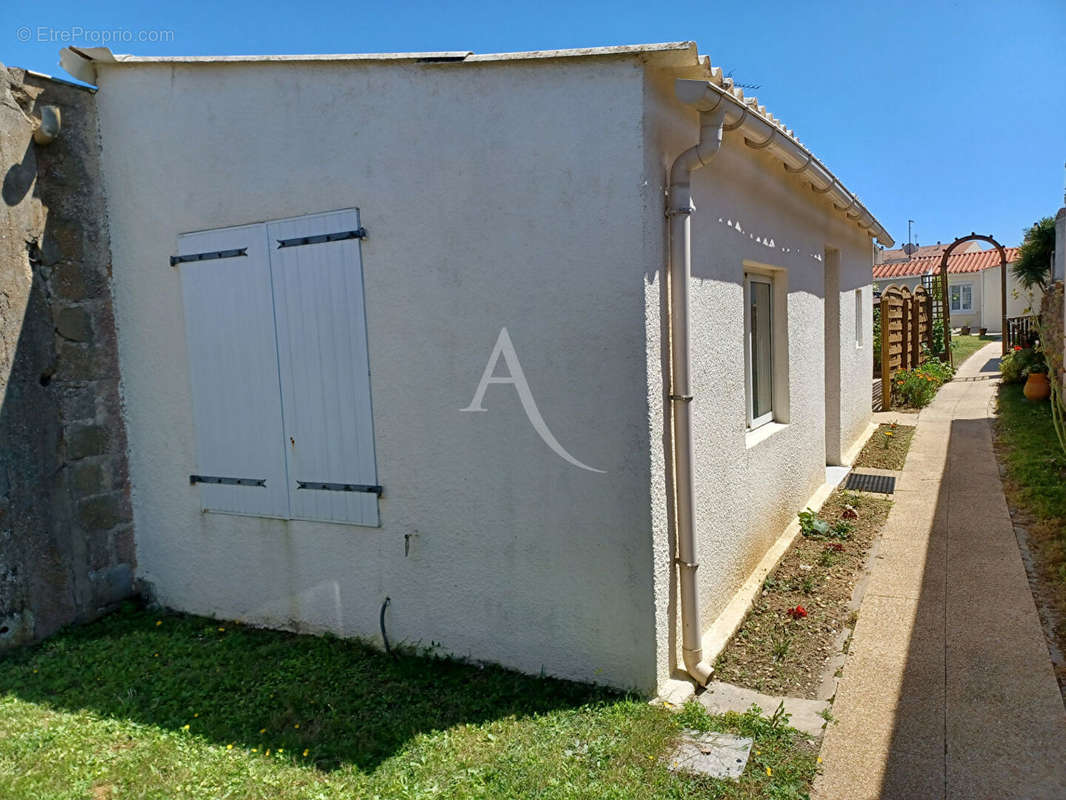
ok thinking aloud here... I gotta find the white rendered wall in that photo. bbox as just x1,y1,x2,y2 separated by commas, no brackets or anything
642,68,874,688
94,57,661,690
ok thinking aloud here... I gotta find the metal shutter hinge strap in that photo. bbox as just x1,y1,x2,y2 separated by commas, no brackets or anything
189,474,266,487
170,248,248,267
297,480,383,496
276,229,367,249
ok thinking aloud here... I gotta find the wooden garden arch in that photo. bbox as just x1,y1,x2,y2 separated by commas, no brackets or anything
938,233,1009,362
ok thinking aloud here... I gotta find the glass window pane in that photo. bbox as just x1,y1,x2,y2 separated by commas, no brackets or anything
750,280,773,421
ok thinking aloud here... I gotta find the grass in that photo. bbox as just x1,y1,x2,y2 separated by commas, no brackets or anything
951,333,998,368
0,605,818,799
995,382,1066,692
853,423,915,470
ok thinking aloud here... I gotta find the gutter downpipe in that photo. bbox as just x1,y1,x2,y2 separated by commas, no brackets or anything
667,104,728,686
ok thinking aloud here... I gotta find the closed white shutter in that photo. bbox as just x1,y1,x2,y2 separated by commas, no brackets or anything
267,210,380,526
177,224,290,518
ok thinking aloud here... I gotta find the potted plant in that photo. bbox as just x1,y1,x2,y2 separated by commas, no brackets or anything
1023,355,1051,402
979,327,987,336
960,325,972,336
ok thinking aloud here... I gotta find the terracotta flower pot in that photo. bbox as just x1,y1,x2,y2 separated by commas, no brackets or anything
960,326,971,336
1023,372,1051,402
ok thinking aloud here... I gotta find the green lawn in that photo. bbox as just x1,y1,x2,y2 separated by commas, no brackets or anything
0,606,818,799
996,383,1066,523
951,333,999,368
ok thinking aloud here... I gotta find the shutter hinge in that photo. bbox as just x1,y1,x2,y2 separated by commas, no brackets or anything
276,228,367,249
190,474,266,487
170,248,248,267
297,480,382,496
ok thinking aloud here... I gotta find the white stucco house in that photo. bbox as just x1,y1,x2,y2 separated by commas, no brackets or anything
60,41,892,693
873,246,1028,332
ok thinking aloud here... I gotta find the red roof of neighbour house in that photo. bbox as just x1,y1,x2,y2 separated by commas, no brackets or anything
879,241,983,261
873,247,1020,281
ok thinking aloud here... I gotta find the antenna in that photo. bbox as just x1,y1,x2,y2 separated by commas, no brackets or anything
908,219,915,258
724,69,761,91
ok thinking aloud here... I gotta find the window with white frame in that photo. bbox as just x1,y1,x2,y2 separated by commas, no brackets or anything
175,209,380,527
855,288,863,347
745,273,775,429
950,282,973,313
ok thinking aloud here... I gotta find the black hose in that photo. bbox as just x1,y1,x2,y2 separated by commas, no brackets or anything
379,596,395,658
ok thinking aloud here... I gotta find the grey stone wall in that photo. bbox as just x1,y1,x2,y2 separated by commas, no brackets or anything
0,65,133,646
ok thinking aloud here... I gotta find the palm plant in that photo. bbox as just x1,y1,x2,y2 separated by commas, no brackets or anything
1012,217,1055,291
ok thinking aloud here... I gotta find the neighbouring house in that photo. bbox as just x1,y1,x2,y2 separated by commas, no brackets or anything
876,240,984,264
873,246,1028,333
48,41,891,693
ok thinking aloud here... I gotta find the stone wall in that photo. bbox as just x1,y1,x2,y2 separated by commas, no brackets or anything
0,65,133,646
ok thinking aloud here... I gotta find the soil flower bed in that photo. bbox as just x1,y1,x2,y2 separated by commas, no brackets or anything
852,423,915,470
713,489,893,699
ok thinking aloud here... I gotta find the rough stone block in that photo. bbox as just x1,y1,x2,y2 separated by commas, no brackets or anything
58,385,97,421
50,260,88,300
66,424,109,459
71,462,104,493
54,306,92,342
89,563,133,606
112,527,136,566
55,341,99,381
78,493,124,531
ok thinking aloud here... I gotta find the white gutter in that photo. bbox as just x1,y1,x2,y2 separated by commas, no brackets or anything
675,79,893,247
667,80,892,688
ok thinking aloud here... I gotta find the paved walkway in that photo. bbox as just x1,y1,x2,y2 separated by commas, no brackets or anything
814,342,1066,800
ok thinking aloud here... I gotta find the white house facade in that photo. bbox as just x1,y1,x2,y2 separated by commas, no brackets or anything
62,42,890,693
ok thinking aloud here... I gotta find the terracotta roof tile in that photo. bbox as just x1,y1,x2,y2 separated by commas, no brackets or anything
873,247,1020,280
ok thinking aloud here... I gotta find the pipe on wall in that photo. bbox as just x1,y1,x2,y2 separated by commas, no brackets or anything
666,106,727,687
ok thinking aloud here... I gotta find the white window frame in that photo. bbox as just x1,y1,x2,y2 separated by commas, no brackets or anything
745,273,775,430
855,288,864,347
950,281,974,313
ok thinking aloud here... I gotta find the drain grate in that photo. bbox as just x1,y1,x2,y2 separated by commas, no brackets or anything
844,472,896,494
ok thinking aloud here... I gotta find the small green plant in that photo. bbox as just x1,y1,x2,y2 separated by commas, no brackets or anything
801,575,816,594
770,630,792,661
819,548,839,567
830,520,854,539
798,508,830,538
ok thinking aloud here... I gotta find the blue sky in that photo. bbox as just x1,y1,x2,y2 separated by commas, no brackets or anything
5,0,1064,249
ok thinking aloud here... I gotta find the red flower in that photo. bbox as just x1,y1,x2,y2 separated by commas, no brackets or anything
1014,345,1023,351
827,542,844,552
787,606,808,620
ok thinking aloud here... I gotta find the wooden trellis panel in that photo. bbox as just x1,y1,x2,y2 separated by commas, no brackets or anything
879,284,934,410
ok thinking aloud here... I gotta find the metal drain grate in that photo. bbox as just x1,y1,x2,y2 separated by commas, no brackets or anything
844,472,896,494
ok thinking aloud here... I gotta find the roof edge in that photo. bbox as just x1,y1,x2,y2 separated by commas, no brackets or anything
59,42,697,84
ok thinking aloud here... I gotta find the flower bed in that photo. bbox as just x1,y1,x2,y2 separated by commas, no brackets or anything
713,490,893,699
853,422,915,470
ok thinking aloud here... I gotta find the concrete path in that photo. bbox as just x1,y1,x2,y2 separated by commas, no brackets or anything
814,342,1066,800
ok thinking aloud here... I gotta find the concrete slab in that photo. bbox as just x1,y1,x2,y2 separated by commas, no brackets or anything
665,730,753,780
699,681,829,738
814,341,1066,800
